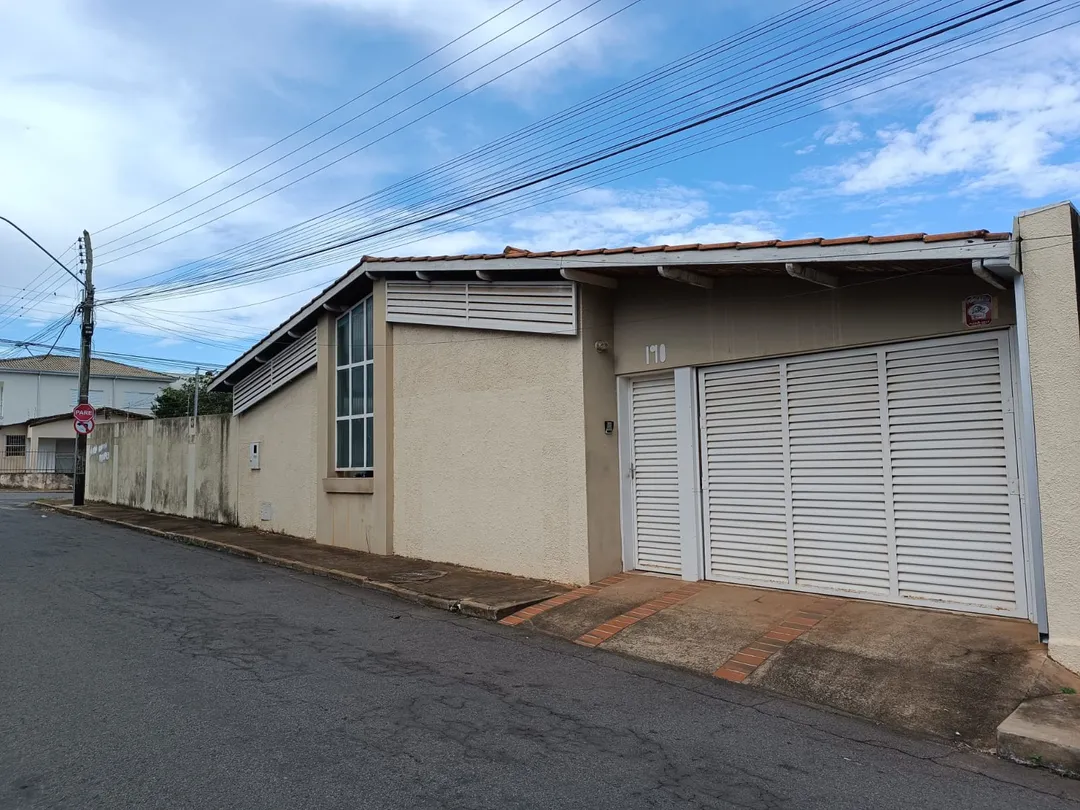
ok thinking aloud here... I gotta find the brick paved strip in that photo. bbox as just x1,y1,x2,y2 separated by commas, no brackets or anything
713,597,843,683
575,581,708,648
498,573,633,626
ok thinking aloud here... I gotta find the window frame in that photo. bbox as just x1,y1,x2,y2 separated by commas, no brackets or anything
5,435,26,458
334,295,374,475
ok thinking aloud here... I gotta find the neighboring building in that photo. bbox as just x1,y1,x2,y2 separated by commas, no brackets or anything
1,407,150,481
0,355,176,424
93,201,1080,676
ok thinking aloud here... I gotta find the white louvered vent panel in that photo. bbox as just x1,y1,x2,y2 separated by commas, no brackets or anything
629,375,681,575
787,351,890,595
386,281,576,335
233,328,317,415
886,334,1018,613
699,363,788,584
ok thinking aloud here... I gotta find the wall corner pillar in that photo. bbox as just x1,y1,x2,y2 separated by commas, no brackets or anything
1015,200,1080,673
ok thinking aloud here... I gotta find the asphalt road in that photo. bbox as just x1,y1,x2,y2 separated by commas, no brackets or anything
2,492,1078,810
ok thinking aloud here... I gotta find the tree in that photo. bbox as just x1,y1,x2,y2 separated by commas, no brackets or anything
151,371,233,418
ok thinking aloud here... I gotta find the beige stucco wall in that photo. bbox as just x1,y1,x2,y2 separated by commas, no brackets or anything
235,368,317,539
579,286,623,581
392,322,591,584
86,416,239,526
613,273,1016,375
1017,201,1080,674
191,415,237,525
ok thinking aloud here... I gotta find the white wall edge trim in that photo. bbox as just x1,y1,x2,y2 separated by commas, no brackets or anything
616,375,635,572
674,367,704,581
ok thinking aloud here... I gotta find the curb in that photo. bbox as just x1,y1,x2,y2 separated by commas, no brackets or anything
35,502,535,621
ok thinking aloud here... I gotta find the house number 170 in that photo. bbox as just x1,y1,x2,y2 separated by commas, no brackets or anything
645,343,667,365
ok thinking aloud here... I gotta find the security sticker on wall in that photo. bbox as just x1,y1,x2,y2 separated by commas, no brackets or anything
963,294,994,328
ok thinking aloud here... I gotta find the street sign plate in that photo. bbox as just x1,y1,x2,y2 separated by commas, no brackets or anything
74,418,95,436
73,403,96,423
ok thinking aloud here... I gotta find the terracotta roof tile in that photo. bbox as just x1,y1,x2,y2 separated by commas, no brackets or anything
0,355,175,380
868,232,925,244
774,237,823,247
923,229,989,242
361,230,1011,264
819,235,871,246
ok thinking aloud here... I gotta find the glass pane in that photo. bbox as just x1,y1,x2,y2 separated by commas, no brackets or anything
351,417,364,471
336,420,350,469
336,369,350,417
351,304,365,363
336,314,350,366
365,363,373,415
365,298,374,361
365,416,374,470
351,366,364,417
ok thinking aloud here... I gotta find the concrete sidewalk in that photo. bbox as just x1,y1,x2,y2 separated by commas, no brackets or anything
36,501,568,619
502,573,1080,750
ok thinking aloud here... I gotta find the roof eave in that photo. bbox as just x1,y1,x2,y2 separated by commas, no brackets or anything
0,367,174,381
207,236,1015,392
363,237,1013,273
208,259,370,392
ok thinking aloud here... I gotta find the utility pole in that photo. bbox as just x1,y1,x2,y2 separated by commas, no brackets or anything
193,366,200,422
0,217,89,506
72,230,94,506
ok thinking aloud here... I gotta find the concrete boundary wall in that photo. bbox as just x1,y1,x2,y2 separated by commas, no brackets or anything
87,415,238,525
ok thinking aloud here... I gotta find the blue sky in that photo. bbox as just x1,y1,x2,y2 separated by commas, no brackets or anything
2,0,1079,373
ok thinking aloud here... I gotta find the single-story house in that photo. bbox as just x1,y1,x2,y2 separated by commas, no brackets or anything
1,407,151,473
205,200,1080,674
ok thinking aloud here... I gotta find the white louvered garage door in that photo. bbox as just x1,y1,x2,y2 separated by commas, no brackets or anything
698,331,1026,617
628,374,682,575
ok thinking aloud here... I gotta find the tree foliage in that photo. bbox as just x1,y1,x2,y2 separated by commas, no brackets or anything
151,372,233,418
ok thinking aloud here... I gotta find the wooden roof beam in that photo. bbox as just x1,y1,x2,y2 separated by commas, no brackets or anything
657,265,713,289
560,268,617,289
785,262,838,289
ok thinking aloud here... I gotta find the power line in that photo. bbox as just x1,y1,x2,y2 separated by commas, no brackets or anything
93,0,536,236
0,338,224,371
101,0,1050,305
94,0,644,260
92,0,883,292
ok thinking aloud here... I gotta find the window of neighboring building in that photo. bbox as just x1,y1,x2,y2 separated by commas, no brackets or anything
124,391,158,410
69,389,106,407
335,295,374,474
5,435,26,457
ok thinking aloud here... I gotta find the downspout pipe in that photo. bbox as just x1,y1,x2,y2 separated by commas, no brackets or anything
1013,271,1050,639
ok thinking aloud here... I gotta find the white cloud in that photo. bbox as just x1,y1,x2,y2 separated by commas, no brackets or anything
820,60,1080,197
0,0,396,353
285,0,645,93
816,120,863,146
484,185,776,250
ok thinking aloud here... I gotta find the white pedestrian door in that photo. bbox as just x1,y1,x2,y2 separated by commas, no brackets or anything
628,373,682,574
698,331,1027,617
